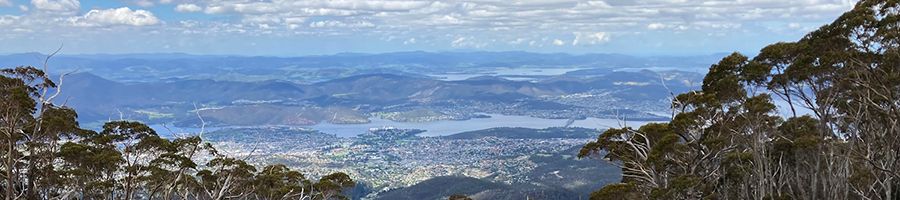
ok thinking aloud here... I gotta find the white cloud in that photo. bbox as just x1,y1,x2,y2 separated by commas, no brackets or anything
216,1,431,14
449,36,486,48
646,23,691,31
204,6,227,14
31,0,79,13
127,0,173,7
105,0,853,47
68,7,160,27
509,38,526,45
0,0,861,53
308,20,374,28
451,37,467,47
134,0,154,7
647,23,667,30
221,0,849,44
552,39,565,46
0,15,19,26
403,38,416,44
179,20,198,27
573,32,610,45
692,21,742,29
175,4,202,13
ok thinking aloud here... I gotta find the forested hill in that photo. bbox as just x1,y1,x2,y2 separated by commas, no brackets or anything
57,69,694,125
376,146,621,200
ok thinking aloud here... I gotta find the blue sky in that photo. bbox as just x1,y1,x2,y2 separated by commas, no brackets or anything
0,0,857,56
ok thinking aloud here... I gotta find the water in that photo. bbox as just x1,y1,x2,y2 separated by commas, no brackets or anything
310,114,658,137
150,114,659,138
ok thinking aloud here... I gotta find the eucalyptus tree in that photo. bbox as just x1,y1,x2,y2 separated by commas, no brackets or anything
581,0,900,199
1,62,357,199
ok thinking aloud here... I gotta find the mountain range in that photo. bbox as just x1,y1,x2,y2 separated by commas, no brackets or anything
56,69,700,126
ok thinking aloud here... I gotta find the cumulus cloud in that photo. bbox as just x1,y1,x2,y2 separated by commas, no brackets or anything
449,36,486,48
68,7,160,27
647,22,690,31
207,1,431,14
509,38,526,45
31,0,79,13
175,4,202,12
0,0,11,7
647,23,667,30
157,0,852,47
0,15,19,26
308,20,374,28
552,39,565,46
573,32,610,45
203,5,227,14
0,0,861,52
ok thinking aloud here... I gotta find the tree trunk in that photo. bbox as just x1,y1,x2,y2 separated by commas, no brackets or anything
6,140,14,200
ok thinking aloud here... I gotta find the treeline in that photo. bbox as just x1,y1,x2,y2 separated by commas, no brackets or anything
580,0,900,199
0,67,354,199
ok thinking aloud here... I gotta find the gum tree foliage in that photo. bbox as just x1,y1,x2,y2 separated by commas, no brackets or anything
580,0,900,199
0,66,355,199
448,194,473,200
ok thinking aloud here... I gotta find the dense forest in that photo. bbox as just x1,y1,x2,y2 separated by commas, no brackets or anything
580,0,900,199
0,66,355,198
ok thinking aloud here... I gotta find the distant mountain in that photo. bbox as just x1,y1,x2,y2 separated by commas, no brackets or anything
0,51,717,83
17,51,708,126
53,69,695,125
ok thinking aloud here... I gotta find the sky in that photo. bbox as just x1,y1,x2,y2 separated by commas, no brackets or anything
0,0,858,56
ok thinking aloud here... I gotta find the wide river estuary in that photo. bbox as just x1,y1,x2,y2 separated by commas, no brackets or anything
153,114,660,138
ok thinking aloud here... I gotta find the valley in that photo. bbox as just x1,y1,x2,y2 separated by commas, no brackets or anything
10,51,710,199
204,127,621,199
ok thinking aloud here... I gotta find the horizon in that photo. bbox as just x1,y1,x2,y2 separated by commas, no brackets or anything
1,49,738,58
0,0,857,56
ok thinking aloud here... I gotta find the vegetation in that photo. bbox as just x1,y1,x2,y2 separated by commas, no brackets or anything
0,66,355,199
580,0,900,199
447,194,472,200
375,176,503,200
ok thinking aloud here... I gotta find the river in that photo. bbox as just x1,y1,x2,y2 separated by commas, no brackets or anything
150,114,659,138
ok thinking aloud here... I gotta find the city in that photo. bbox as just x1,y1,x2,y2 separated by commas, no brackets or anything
205,127,612,198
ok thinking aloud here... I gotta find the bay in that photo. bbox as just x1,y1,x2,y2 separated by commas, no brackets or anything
151,114,660,138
